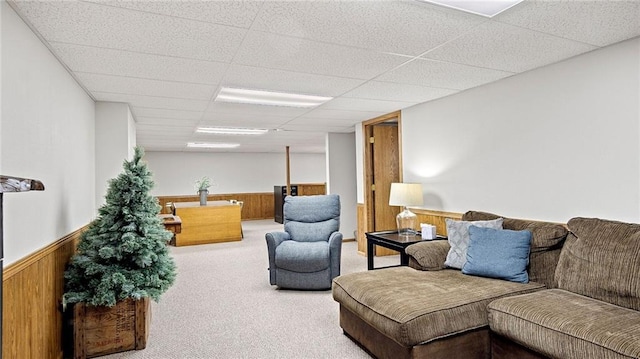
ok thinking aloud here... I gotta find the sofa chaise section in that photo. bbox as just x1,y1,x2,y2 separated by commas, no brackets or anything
332,211,568,359
487,217,640,359
489,289,640,359
333,267,545,358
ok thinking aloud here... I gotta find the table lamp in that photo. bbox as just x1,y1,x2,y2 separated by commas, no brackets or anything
389,183,424,235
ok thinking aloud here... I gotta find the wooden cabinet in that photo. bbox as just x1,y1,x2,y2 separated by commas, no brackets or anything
173,201,242,246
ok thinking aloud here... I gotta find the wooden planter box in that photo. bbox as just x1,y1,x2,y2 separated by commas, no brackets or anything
72,297,150,358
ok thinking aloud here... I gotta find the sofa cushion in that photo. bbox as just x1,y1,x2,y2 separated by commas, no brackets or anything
462,211,567,252
555,217,640,311
488,289,640,359
444,218,504,269
275,241,329,272
462,211,568,288
332,267,544,347
405,240,450,271
463,227,532,283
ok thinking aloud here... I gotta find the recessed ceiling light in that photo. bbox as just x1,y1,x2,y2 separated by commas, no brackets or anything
187,142,240,149
196,127,268,135
418,0,524,17
215,87,332,108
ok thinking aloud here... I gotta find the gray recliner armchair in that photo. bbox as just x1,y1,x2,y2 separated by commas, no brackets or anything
266,194,342,290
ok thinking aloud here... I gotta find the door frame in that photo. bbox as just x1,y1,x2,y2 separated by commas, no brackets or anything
363,110,403,234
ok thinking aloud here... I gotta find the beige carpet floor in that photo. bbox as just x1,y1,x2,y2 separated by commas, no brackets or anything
103,219,399,359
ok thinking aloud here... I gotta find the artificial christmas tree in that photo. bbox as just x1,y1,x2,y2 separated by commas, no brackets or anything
63,147,176,358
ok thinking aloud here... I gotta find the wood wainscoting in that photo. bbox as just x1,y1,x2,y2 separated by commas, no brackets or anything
157,183,326,220
158,193,274,220
413,208,463,237
3,226,85,359
356,207,463,256
295,183,326,196
356,204,367,255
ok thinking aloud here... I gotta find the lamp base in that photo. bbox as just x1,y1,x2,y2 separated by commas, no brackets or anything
396,207,417,236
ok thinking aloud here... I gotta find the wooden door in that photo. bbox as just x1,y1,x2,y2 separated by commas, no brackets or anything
371,123,401,255
372,123,400,231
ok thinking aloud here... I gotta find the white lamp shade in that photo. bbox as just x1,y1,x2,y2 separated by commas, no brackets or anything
389,183,424,207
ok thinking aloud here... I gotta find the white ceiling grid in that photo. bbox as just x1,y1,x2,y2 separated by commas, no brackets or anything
9,0,640,153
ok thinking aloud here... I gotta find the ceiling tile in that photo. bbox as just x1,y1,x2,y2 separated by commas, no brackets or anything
343,81,458,103
377,58,514,90
135,117,199,128
422,21,598,73
281,124,355,133
319,98,415,113
205,101,311,118
11,0,638,154
93,92,210,112
199,115,291,129
221,64,365,97
132,107,203,121
233,31,409,79
296,109,382,122
252,1,485,56
286,117,360,127
91,0,263,29
12,0,246,62
136,124,195,136
51,43,228,85
77,73,216,100
495,1,640,47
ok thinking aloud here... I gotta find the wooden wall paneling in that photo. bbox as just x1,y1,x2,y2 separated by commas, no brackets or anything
156,184,324,221
356,204,366,255
296,183,326,196
260,193,275,219
413,209,463,236
158,192,274,220
3,227,84,359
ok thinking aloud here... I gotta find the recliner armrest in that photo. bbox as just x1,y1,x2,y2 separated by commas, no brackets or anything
328,232,343,277
265,231,291,285
266,231,290,246
328,231,342,247
405,240,450,271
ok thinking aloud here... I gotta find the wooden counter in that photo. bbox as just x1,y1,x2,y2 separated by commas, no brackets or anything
173,201,242,246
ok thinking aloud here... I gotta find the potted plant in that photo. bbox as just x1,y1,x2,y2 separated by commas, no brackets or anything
195,176,212,206
63,147,177,358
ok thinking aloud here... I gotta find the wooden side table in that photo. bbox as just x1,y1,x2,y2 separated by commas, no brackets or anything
158,214,181,246
366,231,447,270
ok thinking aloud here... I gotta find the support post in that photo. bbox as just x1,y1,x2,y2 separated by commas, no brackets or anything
286,146,291,196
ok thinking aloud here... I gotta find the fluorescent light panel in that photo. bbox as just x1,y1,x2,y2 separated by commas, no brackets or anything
215,87,332,108
196,127,268,135
187,142,240,149
419,0,524,17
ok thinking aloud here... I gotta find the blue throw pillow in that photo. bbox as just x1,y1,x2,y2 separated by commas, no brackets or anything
462,226,532,283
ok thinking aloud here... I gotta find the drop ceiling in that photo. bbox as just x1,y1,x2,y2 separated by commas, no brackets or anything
9,0,640,153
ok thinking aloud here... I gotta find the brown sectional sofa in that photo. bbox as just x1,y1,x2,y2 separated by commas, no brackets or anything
332,211,640,358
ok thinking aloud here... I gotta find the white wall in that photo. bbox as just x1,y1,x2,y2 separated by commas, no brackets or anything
326,133,357,239
401,37,640,223
128,108,136,159
95,101,136,207
143,151,326,196
2,2,96,266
